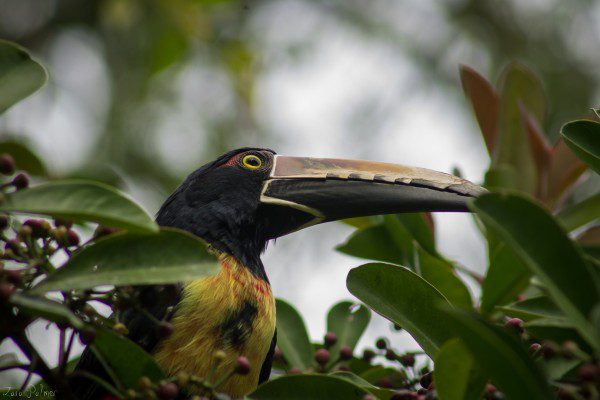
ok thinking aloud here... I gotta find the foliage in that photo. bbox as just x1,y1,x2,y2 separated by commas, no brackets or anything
0,29,600,400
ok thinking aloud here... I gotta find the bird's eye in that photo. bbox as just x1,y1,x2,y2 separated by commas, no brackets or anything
242,154,262,170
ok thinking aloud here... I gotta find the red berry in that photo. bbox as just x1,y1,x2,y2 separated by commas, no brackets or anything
12,173,29,190
315,348,330,365
541,341,557,359
486,384,497,394
0,154,15,175
287,367,301,375
273,346,282,361
24,219,46,237
362,395,376,400
157,381,179,399
324,331,338,347
420,371,432,388
504,317,524,333
235,356,251,375
529,343,541,354
339,346,353,361
376,377,393,388
376,338,387,350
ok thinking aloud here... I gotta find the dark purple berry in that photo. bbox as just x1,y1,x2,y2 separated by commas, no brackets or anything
54,218,73,229
529,342,541,354
540,341,557,359
376,377,393,388
0,282,15,300
315,348,330,365
79,327,96,344
158,322,174,338
235,356,251,375
376,338,387,350
23,219,47,237
339,346,353,361
385,348,397,361
0,215,9,230
324,331,338,347
0,154,15,175
362,349,376,362
5,269,22,285
578,363,599,382
390,390,418,400
12,173,29,190
157,381,179,399
67,229,80,246
399,353,415,367
420,371,432,389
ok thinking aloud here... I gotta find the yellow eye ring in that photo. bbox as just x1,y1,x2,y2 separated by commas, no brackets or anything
242,154,262,169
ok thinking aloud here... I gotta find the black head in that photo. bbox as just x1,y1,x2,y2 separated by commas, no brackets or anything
156,147,486,280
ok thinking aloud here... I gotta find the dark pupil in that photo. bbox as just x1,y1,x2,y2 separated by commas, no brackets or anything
247,156,260,166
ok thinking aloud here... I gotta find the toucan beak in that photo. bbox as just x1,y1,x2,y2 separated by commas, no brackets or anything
259,155,486,236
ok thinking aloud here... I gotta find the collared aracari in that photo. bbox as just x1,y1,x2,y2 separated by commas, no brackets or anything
73,147,485,399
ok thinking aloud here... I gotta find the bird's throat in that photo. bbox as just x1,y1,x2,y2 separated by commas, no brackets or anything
153,254,276,397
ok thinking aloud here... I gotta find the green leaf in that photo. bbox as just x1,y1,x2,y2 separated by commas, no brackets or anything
359,367,397,384
336,224,404,265
92,328,165,388
434,338,486,400
9,293,84,329
443,308,553,399
525,318,591,353
29,228,217,293
394,213,436,255
330,371,396,400
0,40,47,114
417,245,472,309
346,263,453,357
496,62,546,193
0,140,46,176
471,193,600,350
480,244,531,316
557,193,600,232
275,299,313,371
326,301,371,366
0,180,158,233
382,215,417,268
496,296,564,322
250,374,369,399
538,357,581,381
561,120,600,174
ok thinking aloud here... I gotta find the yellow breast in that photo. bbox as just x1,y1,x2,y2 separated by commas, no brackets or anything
153,254,276,397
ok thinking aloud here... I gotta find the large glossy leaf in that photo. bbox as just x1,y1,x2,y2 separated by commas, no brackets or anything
382,215,417,268
434,338,486,400
326,301,371,366
10,293,84,329
558,193,600,232
92,328,165,388
561,120,600,174
459,65,499,156
0,140,46,176
417,246,472,309
0,180,157,233
496,296,564,322
250,374,369,399
330,371,395,400
496,63,545,193
30,228,217,293
471,193,600,350
444,308,553,399
336,224,404,265
275,299,313,371
346,263,453,357
0,40,47,114
480,244,530,316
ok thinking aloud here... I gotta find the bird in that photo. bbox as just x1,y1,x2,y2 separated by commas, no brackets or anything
72,147,485,399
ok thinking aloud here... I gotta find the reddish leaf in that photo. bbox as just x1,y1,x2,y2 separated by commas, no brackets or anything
547,139,588,209
460,65,499,156
519,102,552,201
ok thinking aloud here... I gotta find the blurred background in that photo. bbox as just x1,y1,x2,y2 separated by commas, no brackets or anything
1,0,600,382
